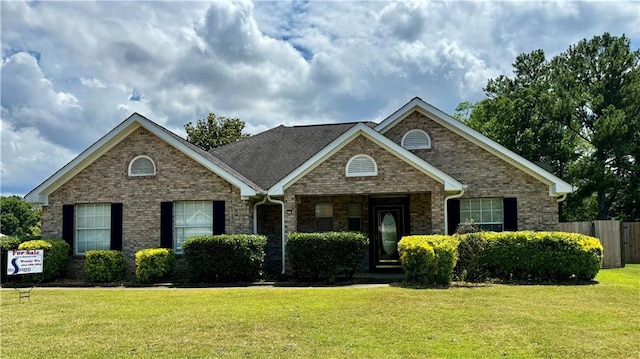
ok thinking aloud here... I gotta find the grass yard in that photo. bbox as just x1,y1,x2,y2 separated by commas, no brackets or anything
1,265,639,359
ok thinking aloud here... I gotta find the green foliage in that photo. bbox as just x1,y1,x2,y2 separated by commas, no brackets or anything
459,231,603,282
183,234,266,283
184,112,251,151
0,196,41,237
286,232,368,282
454,232,490,282
398,235,459,285
84,250,126,283
459,33,640,221
135,248,175,283
0,236,24,251
18,239,69,281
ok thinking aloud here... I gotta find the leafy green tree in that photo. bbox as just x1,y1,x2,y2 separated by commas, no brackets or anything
184,113,250,151
458,33,640,221
0,196,41,237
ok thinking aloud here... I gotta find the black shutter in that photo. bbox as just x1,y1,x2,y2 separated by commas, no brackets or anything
62,205,75,254
160,202,173,248
213,201,225,234
447,199,460,235
503,198,518,231
110,203,123,251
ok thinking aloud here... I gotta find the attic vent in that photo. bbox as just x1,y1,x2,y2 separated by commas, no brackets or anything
129,156,156,176
346,155,377,177
402,129,431,150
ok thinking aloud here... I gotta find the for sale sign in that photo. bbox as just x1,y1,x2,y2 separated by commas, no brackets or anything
7,249,44,275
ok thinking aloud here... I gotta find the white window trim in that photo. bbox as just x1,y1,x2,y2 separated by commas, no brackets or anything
346,154,378,177
128,155,156,176
75,203,111,255
173,201,213,255
401,129,431,150
460,198,504,231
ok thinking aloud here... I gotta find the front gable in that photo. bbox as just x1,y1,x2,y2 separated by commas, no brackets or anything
375,98,573,197
267,123,463,196
26,113,260,204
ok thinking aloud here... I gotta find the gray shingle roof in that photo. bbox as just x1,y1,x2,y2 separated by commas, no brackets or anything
141,116,264,191
210,122,375,189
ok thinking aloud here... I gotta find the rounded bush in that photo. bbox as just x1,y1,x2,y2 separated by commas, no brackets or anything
398,235,459,285
85,250,126,283
135,248,175,283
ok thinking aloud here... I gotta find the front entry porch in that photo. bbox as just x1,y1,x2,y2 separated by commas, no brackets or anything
293,193,433,272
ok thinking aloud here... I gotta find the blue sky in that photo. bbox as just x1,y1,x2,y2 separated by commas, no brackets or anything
1,0,639,197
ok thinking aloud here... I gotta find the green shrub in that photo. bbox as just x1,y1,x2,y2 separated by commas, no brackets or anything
454,232,491,282
135,248,175,283
398,235,459,285
1,236,23,252
85,250,126,283
18,239,70,281
286,232,368,282
458,231,603,282
183,234,266,283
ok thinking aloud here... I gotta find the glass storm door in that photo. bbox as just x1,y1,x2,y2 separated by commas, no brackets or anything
373,206,403,268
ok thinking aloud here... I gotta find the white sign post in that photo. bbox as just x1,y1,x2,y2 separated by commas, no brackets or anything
6,249,44,303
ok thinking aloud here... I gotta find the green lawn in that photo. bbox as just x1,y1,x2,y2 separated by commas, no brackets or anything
1,265,639,358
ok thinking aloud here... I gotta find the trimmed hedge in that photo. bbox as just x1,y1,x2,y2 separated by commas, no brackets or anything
183,234,266,283
18,239,70,281
286,232,368,282
454,231,603,282
85,250,126,283
398,235,459,285
454,231,491,282
135,248,175,283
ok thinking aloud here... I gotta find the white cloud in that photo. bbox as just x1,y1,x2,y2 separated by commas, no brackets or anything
0,0,638,196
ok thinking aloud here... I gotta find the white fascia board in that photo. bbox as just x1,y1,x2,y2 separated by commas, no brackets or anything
268,123,463,196
25,117,142,205
25,114,258,204
375,98,574,196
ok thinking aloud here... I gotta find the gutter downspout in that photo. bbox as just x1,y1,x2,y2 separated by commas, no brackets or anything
253,194,287,275
267,194,287,275
444,188,466,235
556,193,568,203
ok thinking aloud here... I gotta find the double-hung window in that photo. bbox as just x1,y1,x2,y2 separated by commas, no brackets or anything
460,198,504,232
173,201,213,254
315,203,333,232
75,203,111,254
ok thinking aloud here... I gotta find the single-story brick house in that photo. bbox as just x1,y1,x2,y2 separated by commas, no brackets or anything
26,97,573,276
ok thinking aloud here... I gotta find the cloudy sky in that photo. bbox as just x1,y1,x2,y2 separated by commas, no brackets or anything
1,0,638,197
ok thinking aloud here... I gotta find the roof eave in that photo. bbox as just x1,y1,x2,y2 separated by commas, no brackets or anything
268,123,463,195
376,97,574,197
25,113,260,204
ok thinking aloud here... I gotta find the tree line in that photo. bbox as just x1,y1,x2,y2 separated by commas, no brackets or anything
455,33,639,221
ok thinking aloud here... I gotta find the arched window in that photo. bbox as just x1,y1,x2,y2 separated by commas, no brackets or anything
346,154,378,177
128,155,156,176
401,129,431,150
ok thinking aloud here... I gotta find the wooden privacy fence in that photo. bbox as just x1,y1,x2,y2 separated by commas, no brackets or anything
559,221,640,268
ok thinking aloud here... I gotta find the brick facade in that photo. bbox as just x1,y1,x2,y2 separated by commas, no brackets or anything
383,111,559,230
281,134,444,245
42,126,253,277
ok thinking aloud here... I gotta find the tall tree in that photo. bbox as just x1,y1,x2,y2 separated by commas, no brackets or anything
185,113,250,151
0,196,41,237
458,33,640,221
